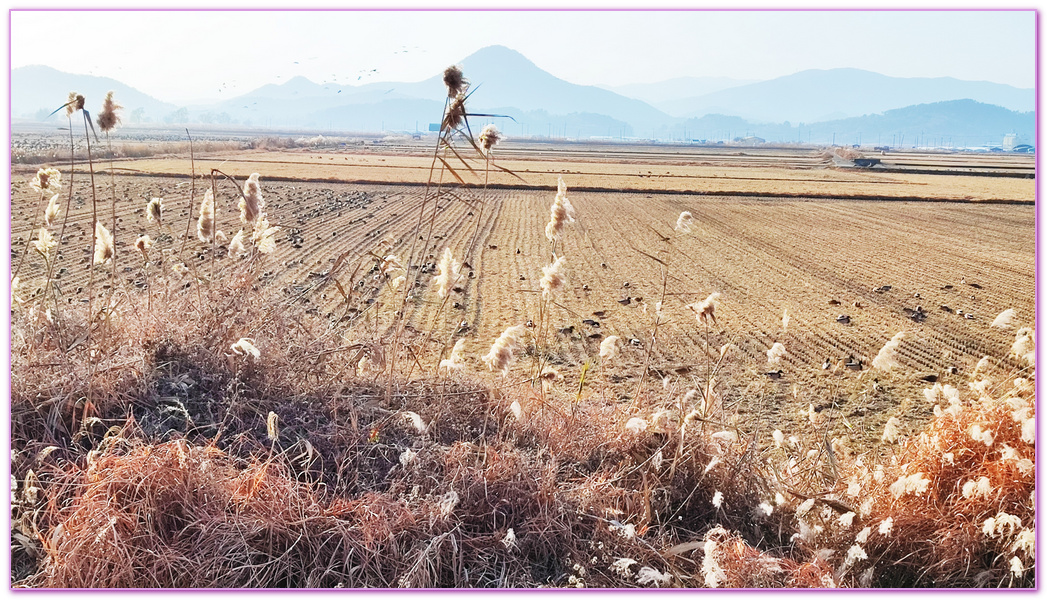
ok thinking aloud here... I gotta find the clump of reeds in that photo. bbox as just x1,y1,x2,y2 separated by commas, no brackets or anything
768,367,1033,588
14,167,62,282
14,61,1037,593
698,526,835,588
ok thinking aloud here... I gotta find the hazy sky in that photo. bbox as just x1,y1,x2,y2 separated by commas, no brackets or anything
10,8,1036,105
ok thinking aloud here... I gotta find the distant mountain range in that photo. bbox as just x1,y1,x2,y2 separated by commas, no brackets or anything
666,100,1034,148
662,67,1034,123
599,76,757,114
11,45,1035,146
12,65,177,122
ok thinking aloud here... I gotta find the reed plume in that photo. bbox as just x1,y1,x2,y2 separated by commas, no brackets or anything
146,198,163,223
539,255,567,301
544,177,576,242
881,416,902,443
266,411,279,441
444,93,468,131
400,411,429,434
381,254,403,276
1011,327,1034,364
482,324,528,375
240,173,265,225
228,230,247,257
433,247,461,298
443,65,467,97
675,211,694,233
479,124,501,155
32,228,56,258
230,338,260,358
96,91,122,132
688,292,720,325
134,234,153,258
93,221,114,265
600,335,620,361
872,332,905,371
766,342,788,365
439,339,467,371
251,215,280,254
43,194,61,228
66,92,84,117
991,309,1016,329
29,167,61,196
197,189,215,243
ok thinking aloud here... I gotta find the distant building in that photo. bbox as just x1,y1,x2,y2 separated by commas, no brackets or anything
1003,133,1019,150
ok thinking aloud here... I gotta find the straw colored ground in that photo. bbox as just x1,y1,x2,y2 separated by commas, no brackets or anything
80,143,1035,201
9,139,1036,588
10,145,1035,450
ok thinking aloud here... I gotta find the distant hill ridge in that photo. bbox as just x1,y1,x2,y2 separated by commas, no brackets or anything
10,46,1035,146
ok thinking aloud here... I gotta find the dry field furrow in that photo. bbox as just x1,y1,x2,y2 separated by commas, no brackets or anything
693,200,1025,367
395,189,493,352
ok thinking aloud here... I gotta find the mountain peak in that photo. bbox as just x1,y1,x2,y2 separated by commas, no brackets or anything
460,45,537,72
283,75,316,86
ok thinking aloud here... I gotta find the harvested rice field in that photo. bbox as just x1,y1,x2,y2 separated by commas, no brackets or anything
10,135,1036,588
10,147,1034,448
